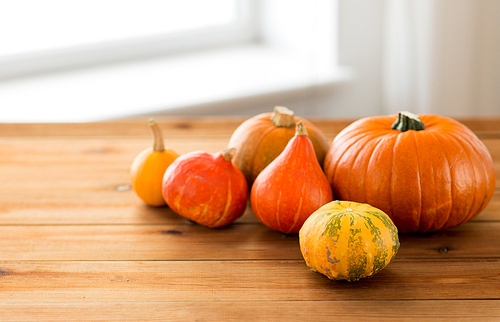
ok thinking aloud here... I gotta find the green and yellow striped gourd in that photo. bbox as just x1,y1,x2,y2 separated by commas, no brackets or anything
299,201,400,282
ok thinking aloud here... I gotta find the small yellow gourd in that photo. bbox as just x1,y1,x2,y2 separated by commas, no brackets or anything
299,201,400,282
130,119,179,206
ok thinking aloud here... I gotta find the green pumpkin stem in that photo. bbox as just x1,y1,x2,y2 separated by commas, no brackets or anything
391,111,425,132
148,118,165,152
271,106,295,128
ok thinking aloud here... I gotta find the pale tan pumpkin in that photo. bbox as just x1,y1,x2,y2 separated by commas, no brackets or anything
228,106,329,187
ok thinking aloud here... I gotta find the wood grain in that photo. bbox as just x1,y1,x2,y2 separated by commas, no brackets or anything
0,135,499,225
1,116,499,138
1,117,499,321
1,301,499,322
0,221,499,261
1,260,500,302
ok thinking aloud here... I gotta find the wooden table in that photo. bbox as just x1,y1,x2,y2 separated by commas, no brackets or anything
1,117,499,321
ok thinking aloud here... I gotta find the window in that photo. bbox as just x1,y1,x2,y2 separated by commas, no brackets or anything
1,0,257,78
0,1,349,122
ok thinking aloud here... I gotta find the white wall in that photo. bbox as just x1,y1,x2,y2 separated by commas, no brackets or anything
316,0,385,118
2,0,497,121
477,0,500,116
383,0,500,118
157,0,500,118
153,0,385,118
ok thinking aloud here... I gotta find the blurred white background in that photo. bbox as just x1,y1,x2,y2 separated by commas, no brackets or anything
0,0,499,122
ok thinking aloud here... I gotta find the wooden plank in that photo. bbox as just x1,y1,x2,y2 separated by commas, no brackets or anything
0,135,499,225
2,183,497,226
0,190,497,226
1,117,499,138
0,117,498,321
0,127,496,161
0,300,499,321
0,196,498,226
0,223,301,261
0,117,347,138
0,118,244,138
399,222,500,258
0,201,260,225
0,136,229,159
1,260,500,302
0,222,499,261
473,190,500,221
2,136,495,168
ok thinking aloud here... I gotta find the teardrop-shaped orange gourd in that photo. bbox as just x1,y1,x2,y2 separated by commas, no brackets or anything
250,121,333,234
130,119,179,206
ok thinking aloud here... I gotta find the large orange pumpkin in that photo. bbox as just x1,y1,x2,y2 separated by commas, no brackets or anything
228,106,329,187
324,112,496,233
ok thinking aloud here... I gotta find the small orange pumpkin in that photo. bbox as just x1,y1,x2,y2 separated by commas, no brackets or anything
228,106,329,187
130,119,179,206
251,121,333,234
324,111,496,233
162,148,248,228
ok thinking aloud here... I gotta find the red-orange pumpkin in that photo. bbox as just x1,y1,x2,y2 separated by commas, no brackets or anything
162,148,248,228
228,106,329,187
324,112,496,233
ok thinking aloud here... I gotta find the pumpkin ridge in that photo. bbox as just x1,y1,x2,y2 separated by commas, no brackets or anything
324,212,343,239
196,188,217,224
348,139,370,202
334,132,378,200
356,212,387,276
459,133,496,220
253,195,270,229
275,189,283,233
230,119,274,183
289,162,310,232
415,131,442,232
446,131,483,225
389,136,398,224
346,215,368,282
441,132,477,228
432,133,455,230
363,134,390,204
211,177,232,228
411,131,423,232
362,134,398,220
251,125,289,183
451,126,496,213
301,135,331,228
366,210,399,261
456,135,481,224
248,125,275,182
428,131,454,230
289,195,304,234
173,179,187,215
325,130,373,186
391,133,422,232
